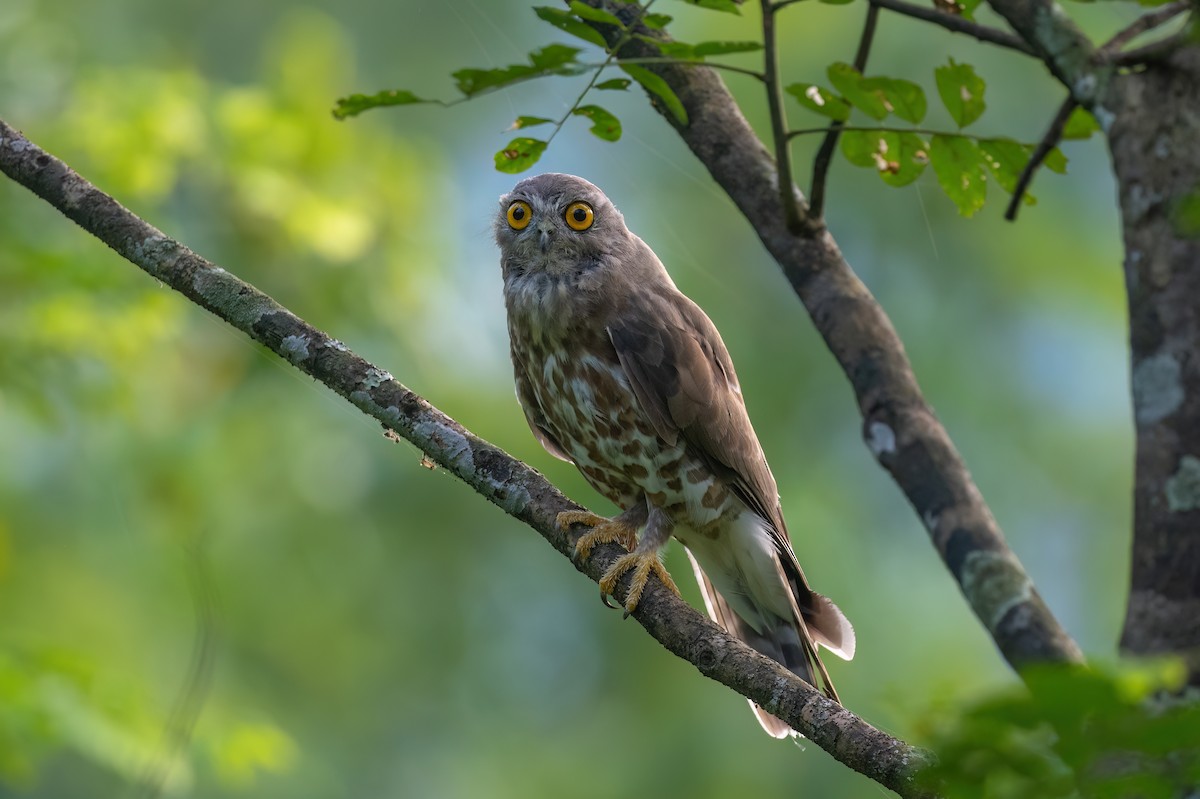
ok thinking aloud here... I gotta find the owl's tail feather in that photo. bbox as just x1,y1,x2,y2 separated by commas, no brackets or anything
685,550,843,739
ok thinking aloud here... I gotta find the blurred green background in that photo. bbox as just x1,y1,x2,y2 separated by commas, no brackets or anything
0,0,1142,796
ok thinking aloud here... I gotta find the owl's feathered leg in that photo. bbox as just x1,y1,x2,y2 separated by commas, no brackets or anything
597,503,679,616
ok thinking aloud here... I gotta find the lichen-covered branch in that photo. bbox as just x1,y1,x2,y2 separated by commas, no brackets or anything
0,118,937,797
578,0,1084,672
867,0,1036,56
982,0,1096,91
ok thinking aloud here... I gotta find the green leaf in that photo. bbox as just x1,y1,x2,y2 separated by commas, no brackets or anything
930,134,987,216
839,129,882,168
642,12,673,28
978,137,1032,196
331,89,431,120
680,0,742,14
595,78,632,91
957,0,984,18
637,36,700,59
827,62,888,120
533,7,608,47
453,45,583,97
861,76,927,124
935,59,986,128
879,132,928,187
693,40,763,56
573,104,622,141
621,64,688,124
494,138,548,174
567,0,625,26
819,0,857,5
510,115,553,130
1043,146,1068,173
785,83,851,122
1061,107,1100,140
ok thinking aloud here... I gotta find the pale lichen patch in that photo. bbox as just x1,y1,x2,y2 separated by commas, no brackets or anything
323,339,349,352
280,334,310,363
960,550,1033,632
1132,352,1184,424
1166,455,1200,512
412,418,475,476
192,266,277,329
361,366,393,389
866,421,896,457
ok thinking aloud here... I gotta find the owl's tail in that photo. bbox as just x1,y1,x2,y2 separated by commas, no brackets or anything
685,549,854,739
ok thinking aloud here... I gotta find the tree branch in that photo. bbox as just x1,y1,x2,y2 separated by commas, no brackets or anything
808,2,880,222
983,0,1096,91
868,0,1036,56
1099,0,1189,56
1004,95,1076,222
577,0,1085,673
760,0,804,232
0,118,938,797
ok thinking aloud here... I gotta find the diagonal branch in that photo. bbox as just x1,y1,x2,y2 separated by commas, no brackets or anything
0,118,937,798
983,0,1096,91
576,0,1084,673
867,0,1036,56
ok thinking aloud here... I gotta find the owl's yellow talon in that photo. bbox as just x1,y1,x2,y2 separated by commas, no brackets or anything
599,551,681,616
557,511,639,561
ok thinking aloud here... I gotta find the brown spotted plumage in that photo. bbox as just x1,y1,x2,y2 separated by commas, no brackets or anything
495,174,855,737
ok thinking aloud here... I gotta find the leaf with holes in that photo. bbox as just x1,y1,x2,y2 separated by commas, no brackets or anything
573,105,622,141
785,83,851,122
533,7,607,47
567,0,625,26
827,63,888,120
930,134,988,216
879,132,928,187
935,59,986,128
332,90,432,120
596,78,631,91
453,45,583,97
839,129,886,167
1061,107,1100,140
861,76,927,124
978,137,1036,204
622,64,688,124
494,138,548,174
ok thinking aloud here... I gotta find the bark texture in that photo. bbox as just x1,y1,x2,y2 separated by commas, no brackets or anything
1105,48,1200,679
0,118,938,797
581,0,1084,672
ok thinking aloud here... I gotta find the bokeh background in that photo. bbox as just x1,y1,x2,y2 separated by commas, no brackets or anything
0,0,1141,796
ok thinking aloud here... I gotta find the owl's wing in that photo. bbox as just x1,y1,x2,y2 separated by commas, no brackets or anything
606,290,783,533
511,343,573,464
607,289,854,659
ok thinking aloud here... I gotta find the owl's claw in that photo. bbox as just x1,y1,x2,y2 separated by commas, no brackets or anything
599,551,680,617
557,510,639,561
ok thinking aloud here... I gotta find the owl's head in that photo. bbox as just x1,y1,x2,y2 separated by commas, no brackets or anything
494,173,631,280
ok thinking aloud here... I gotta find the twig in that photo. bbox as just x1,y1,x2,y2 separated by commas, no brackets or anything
983,0,1096,90
808,3,880,222
0,116,939,798
760,0,803,232
869,0,1036,56
1004,96,1075,221
1110,29,1191,66
1099,0,1189,55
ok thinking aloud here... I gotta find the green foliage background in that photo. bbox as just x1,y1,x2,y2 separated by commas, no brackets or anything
0,0,1145,796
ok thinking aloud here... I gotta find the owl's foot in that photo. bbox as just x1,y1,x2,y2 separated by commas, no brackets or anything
599,551,680,617
558,510,639,561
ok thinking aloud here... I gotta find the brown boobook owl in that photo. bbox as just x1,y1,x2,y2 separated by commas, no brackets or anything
495,173,855,736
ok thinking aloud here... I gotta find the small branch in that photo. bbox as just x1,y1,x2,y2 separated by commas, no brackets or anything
0,117,938,798
760,0,804,232
808,3,880,221
1109,30,1191,67
790,125,1007,141
868,0,1036,56
1099,0,1189,55
1004,96,1075,222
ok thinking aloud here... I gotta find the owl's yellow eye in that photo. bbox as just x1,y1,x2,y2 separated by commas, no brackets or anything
507,201,532,230
564,201,594,231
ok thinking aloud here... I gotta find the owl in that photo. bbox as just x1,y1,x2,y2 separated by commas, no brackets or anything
494,173,855,736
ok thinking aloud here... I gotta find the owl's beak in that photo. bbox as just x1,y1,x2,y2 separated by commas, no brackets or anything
537,221,554,251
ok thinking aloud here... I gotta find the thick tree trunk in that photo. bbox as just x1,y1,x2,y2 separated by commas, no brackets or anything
1107,48,1200,680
